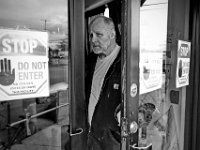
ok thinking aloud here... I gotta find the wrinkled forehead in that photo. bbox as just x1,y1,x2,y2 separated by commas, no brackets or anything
89,18,112,33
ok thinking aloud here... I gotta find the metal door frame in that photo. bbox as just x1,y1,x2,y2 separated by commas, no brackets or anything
121,0,140,149
68,0,87,150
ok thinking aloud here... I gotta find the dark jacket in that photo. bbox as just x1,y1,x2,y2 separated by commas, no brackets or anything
85,50,121,144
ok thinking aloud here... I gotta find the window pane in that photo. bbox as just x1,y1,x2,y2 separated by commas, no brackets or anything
0,0,69,149
139,0,169,149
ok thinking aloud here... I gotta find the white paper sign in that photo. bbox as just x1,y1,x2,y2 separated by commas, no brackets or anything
0,29,49,101
140,52,163,94
176,40,191,88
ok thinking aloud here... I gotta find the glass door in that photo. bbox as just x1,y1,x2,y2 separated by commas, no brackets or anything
120,0,183,150
138,0,170,149
123,0,184,149
0,0,70,149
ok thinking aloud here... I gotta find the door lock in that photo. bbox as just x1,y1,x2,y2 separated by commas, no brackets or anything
129,121,138,134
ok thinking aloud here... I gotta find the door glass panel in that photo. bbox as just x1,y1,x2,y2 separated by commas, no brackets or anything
0,0,69,149
139,0,175,149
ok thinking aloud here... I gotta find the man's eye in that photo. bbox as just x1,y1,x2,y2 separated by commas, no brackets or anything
89,34,93,39
96,33,103,37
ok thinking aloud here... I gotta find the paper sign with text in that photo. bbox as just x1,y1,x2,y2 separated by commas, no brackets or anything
0,29,49,101
176,40,191,88
140,52,163,94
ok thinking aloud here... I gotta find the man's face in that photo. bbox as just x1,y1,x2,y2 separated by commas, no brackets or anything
89,19,114,55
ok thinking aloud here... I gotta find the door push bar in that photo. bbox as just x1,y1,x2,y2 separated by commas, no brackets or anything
8,103,70,127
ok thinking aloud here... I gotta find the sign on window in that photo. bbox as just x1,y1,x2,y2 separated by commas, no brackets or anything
140,52,163,94
0,29,49,101
176,40,191,88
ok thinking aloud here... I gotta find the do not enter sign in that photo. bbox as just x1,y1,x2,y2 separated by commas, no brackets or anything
0,29,49,101
176,40,191,88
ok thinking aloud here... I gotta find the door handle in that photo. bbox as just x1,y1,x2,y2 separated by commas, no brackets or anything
70,128,83,136
130,143,152,150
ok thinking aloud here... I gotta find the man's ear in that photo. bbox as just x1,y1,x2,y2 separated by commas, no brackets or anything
110,30,116,39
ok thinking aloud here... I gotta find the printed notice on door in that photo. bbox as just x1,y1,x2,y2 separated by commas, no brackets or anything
176,40,191,88
0,29,49,101
140,52,163,94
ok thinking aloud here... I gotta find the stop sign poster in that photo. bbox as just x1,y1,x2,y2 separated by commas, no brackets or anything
176,40,191,88
0,29,49,101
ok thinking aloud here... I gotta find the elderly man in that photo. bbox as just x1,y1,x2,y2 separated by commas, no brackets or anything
85,16,121,150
